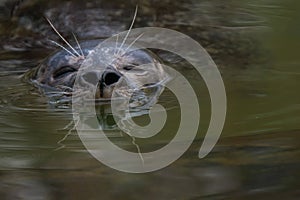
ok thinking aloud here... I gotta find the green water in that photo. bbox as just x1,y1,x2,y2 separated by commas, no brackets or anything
0,0,299,199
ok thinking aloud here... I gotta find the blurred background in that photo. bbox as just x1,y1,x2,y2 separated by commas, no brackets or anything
0,0,299,199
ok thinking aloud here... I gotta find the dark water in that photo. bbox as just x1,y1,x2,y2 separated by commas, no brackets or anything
0,0,299,199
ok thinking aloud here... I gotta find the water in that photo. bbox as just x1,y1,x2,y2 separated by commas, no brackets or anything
0,0,299,199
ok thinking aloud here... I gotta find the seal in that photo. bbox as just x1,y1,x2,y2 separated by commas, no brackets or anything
25,10,169,105
25,39,169,102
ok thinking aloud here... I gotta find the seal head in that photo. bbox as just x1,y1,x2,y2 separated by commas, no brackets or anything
27,40,169,103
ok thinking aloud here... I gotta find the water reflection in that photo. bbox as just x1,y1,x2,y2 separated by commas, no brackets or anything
1,131,298,199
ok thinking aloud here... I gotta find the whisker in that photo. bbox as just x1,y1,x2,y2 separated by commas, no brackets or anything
116,5,138,55
72,32,84,58
121,33,144,56
49,40,77,58
114,33,119,55
45,17,81,57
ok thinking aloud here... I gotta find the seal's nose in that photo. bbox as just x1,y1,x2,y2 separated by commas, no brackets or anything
98,67,122,98
101,67,122,86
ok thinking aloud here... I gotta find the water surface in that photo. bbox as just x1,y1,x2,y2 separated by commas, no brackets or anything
0,0,299,199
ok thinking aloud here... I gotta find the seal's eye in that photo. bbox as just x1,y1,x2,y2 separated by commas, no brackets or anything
123,65,134,71
53,66,77,79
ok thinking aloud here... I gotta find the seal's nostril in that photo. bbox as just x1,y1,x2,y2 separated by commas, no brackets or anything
82,71,99,85
103,72,121,86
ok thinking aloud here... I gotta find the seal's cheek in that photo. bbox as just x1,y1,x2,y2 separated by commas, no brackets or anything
34,64,50,85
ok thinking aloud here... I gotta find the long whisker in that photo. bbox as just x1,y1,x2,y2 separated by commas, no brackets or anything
110,34,143,69
45,17,81,57
49,40,77,58
72,32,84,58
121,33,144,56
116,5,138,55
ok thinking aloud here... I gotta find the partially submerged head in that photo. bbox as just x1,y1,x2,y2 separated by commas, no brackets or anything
28,40,169,104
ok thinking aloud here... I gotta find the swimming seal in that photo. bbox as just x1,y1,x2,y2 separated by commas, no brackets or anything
26,39,169,103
